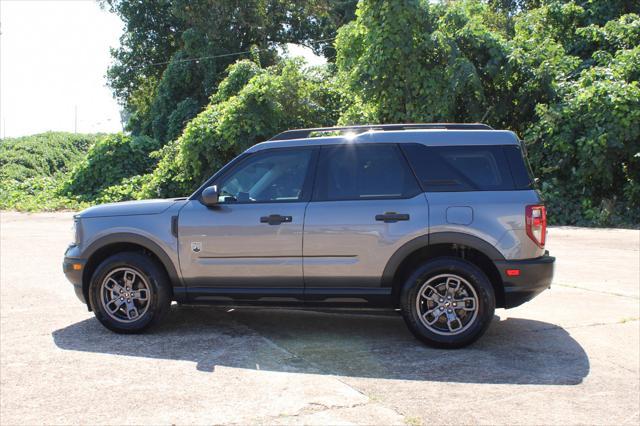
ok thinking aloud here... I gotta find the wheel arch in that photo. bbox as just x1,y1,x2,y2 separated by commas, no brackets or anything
81,233,179,308
382,232,506,308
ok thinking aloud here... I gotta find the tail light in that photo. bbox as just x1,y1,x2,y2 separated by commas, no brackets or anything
526,205,546,248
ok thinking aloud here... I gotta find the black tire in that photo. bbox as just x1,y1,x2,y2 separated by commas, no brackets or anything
88,251,171,333
400,257,495,348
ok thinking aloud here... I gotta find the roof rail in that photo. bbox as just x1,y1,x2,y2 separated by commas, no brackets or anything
269,123,493,141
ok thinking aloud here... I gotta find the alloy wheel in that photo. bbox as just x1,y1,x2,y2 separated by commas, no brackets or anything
100,267,151,323
415,274,479,335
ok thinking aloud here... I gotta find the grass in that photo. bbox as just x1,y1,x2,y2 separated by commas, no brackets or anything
404,415,422,426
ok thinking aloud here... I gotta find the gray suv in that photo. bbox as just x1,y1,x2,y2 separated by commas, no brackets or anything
63,123,555,348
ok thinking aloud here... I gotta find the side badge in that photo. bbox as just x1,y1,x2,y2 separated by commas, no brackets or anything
191,241,202,253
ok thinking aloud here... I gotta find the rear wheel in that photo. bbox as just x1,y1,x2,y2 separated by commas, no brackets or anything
89,252,171,333
400,257,495,348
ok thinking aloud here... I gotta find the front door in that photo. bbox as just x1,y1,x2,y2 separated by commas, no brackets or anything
178,147,318,303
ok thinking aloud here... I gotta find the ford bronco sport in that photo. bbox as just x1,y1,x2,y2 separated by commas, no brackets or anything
63,123,555,348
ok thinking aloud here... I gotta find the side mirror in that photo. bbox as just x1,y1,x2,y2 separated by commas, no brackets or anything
201,185,219,207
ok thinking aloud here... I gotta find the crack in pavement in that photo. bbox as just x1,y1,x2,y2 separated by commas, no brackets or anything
521,318,640,334
276,400,370,419
251,400,409,425
554,283,639,300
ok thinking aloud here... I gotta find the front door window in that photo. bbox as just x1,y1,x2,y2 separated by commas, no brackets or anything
217,149,313,203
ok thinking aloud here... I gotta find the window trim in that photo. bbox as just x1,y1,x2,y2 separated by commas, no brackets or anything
194,146,319,205
310,143,422,202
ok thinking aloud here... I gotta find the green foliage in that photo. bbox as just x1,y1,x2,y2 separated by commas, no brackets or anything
105,0,358,143
0,132,99,182
102,0,184,137
94,174,151,204
527,30,640,226
335,0,524,129
3,1,638,228
0,176,89,212
140,59,341,198
136,140,188,199
336,0,449,123
165,97,201,143
63,133,161,200
334,1,638,226
0,132,101,211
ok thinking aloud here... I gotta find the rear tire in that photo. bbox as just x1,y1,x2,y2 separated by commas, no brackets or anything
400,257,495,348
88,252,171,333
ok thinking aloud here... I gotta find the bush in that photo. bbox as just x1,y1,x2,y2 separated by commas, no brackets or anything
3,4,638,228
0,132,102,211
0,132,99,182
139,59,341,198
511,10,640,227
0,176,89,212
63,133,161,200
526,36,640,226
94,174,152,204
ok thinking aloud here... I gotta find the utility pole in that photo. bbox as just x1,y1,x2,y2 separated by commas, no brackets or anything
74,105,77,133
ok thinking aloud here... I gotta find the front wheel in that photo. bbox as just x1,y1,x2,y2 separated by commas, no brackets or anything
88,252,171,333
400,257,495,348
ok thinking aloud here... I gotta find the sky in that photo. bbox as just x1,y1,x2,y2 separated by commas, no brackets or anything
1,0,123,138
0,0,325,139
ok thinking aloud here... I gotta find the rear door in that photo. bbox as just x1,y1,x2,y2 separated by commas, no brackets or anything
178,147,318,303
303,143,429,304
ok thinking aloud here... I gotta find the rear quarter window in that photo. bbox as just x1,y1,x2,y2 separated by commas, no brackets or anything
504,144,534,189
401,143,529,192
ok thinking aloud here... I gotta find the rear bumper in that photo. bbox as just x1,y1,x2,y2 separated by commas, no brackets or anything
495,252,555,308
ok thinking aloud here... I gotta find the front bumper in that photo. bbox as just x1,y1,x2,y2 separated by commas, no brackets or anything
495,252,555,308
63,245,87,304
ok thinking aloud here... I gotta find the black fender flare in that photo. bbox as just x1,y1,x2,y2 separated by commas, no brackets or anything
381,232,505,288
82,232,180,289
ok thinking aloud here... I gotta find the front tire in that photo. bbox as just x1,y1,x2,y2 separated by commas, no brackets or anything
400,257,495,348
89,252,171,333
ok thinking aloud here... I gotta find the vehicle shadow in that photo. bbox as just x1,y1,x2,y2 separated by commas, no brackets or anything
52,306,589,385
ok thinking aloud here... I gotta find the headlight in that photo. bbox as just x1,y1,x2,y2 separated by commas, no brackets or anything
70,218,80,245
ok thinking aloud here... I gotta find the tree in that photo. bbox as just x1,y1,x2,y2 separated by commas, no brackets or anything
526,14,640,226
334,0,518,128
139,59,342,198
101,0,184,136
103,0,357,143
87,0,640,227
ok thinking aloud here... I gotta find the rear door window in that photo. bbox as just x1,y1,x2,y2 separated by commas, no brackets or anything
401,144,522,191
313,144,420,201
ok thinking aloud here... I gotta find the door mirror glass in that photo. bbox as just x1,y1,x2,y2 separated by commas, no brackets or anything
201,185,219,207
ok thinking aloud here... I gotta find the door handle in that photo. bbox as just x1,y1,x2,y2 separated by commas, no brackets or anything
260,214,292,225
375,212,410,223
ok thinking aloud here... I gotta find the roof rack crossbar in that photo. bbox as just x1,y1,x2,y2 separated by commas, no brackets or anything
269,123,493,141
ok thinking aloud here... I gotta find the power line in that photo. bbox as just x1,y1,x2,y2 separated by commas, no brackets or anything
129,36,337,70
